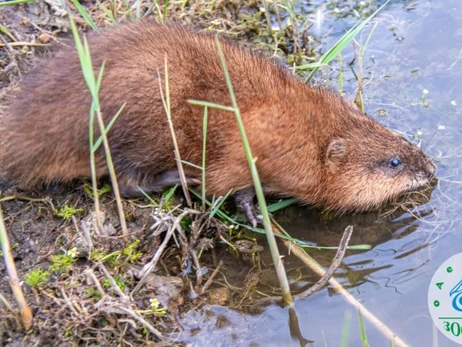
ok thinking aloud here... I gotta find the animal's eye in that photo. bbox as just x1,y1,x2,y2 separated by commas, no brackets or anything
389,158,401,168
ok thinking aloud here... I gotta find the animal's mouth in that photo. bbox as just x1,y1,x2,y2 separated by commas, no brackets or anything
376,174,437,213
404,174,437,196
405,163,437,192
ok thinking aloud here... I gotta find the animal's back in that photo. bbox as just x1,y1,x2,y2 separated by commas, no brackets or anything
0,22,285,189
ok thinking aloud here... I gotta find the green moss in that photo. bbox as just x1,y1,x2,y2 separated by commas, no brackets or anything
49,253,77,274
25,268,51,287
123,240,142,263
84,183,112,198
55,205,84,221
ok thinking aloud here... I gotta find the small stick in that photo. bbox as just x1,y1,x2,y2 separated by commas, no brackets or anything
0,292,14,312
295,225,353,299
157,57,192,206
201,106,208,210
200,260,224,295
59,287,81,316
190,250,203,290
132,209,200,294
0,195,50,203
271,222,411,347
94,107,128,236
98,263,129,301
0,42,47,47
0,207,33,330
117,306,163,339
77,218,93,254
251,225,352,306
83,269,106,298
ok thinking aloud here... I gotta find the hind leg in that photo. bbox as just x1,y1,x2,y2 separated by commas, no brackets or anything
118,169,201,198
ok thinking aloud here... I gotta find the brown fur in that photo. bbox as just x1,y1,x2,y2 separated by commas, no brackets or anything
0,21,436,213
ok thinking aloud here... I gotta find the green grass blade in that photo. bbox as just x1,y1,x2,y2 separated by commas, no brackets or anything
0,23,16,41
82,36,97,97
143,0,158,18
71,0,100,32
70,15,127,235
337,53,344,94
95,61,106,95
178,160,203,170
209,190,232,219
92,103,126,152
361,20,379,58
188,100,235,112
0,0,34,6
163,0,169,23
123,0,133,19
189,189,368,251
69,16,89,79
70,17,98,99
70,15,103,230
271,216,371,250
304,0,390,82
267,198,297,213
294,62,326,70
97,1,117,24
299,242,371,250
162,184,178,207
358,309,369,347
339,310,352,347
322,331,328,347
136,186,159,206
214,36,293,305
281,0,297,23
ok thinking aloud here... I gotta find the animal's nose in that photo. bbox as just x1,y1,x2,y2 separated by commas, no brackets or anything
426,161,436,179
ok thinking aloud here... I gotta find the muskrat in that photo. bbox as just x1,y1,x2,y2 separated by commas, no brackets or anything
0,21,436,226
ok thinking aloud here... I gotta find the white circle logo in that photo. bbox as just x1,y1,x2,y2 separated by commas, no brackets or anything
428,252,462,344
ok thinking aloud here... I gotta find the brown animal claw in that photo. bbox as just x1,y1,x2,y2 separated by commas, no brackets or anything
235,187,261,227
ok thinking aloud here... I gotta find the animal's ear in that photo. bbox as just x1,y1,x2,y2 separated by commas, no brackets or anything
326,138,347,164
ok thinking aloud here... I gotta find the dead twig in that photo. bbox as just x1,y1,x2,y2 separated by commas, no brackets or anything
98,263,129,301
0,42,48,47
0,207,33,330
251,225,352,308
190,249,203,290
96,299,163,340
200,260,224,295
83,268,106,298
132,209,201,295
157,59,192,206
271,221,411,347
295,225,353,299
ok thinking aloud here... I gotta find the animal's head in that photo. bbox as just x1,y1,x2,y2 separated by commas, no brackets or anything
315,98,436,213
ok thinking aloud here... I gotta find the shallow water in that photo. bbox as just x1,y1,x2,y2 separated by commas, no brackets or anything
178,1,462,346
